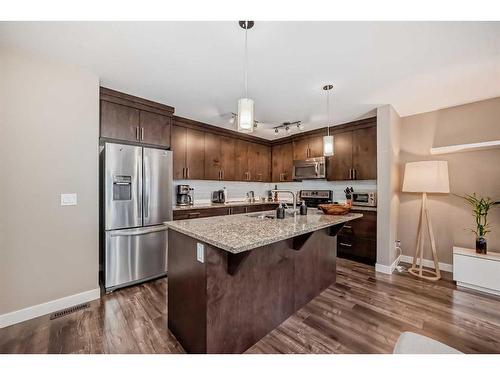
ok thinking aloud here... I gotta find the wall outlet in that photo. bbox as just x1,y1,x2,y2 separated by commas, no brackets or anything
196,243,205,263
60,193,77,206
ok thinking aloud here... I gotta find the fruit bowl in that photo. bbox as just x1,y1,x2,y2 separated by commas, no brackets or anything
318,203,352,215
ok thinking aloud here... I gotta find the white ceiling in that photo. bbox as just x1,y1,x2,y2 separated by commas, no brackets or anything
1,21,499,139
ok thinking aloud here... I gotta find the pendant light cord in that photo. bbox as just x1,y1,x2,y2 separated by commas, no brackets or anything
244,21,248,99
326,89,330,136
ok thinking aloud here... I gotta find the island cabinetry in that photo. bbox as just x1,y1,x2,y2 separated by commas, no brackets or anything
172,203,279,220
271,142,293,182
167,227,337,353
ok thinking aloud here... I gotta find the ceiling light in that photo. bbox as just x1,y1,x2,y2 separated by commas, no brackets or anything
274,128,280,136
296,122,304,131
322,84,335,157
237,21,255,133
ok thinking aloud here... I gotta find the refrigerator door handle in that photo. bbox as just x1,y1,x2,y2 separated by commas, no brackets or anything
144,154,150,219
108,225,167,237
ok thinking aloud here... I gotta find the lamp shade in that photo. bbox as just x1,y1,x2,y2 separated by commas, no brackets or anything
402,161,450,193
323,135,334,156
237,98,254,133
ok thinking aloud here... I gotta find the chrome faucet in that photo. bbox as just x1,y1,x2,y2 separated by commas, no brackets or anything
246,190,255,203
271,190,297,212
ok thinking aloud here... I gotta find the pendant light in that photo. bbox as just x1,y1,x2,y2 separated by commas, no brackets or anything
237,21,254,133
322,84,335,156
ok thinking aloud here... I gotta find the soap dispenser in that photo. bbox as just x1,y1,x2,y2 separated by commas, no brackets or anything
276,203,285,219
299,200,308,215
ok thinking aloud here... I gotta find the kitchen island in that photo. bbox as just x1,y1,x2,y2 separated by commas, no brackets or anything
165,210,362,353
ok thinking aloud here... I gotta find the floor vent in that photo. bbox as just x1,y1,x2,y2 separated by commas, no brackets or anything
49,303,90,320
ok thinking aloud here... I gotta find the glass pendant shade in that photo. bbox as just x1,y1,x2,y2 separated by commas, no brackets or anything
237,98,254,133
323,135,334,156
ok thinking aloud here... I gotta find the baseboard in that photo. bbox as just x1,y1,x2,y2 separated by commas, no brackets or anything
400,255,453,273
375,255,401,274
0,288,101,329
456,281,500,297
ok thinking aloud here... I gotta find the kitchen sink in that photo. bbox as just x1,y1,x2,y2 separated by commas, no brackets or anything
246,213,276,219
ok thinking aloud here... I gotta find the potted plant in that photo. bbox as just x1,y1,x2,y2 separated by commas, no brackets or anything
458,193,499,254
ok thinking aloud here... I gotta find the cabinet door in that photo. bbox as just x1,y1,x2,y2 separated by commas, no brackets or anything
261,145,272,182
220,136,235,181
171,125,187,180
308,136,324,158
272,143,293,182
204,132,222,180
281,143,294,181
100,100,140,142
139,111,171,147
234,139,249,181
352,126,377,180
293,138,309,160
186,128,205,180
326,131,352,181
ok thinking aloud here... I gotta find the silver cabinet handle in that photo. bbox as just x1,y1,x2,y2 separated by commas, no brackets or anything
136,126,140,140
182,167,185,179
186,167,190,179
141,127,144,141
353,169,356,180
221,169,224,180
339,242,352,247
344,225,352,229
188,212,200,218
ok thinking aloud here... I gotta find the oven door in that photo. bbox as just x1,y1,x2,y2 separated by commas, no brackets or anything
293,158,326,181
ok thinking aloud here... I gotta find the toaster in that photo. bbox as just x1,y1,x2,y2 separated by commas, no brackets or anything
211,190,225,203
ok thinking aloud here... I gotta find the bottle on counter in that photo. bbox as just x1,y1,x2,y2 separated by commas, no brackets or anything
276,203,285,219
273,184,278,202
299,200,308,216
222,186,228,203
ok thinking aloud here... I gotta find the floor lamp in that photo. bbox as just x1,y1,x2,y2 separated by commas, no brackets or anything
402,161,450,281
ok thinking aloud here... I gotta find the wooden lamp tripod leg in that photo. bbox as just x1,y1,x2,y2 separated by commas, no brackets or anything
424,197,441,280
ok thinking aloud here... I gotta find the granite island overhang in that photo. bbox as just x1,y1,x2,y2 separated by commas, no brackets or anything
165,210,363,353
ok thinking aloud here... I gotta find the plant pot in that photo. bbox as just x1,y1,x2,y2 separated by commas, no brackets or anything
476,236,487,254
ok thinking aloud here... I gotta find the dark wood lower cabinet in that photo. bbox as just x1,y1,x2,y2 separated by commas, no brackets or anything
172,203,278,221
337,210,377,265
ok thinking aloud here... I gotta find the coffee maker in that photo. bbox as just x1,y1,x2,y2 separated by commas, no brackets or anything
176,184,194,206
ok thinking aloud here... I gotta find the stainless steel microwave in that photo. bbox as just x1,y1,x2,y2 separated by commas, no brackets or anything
352,191,377,207
292,157,326,180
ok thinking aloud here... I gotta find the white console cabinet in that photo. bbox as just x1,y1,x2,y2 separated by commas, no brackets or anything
453,246,500,296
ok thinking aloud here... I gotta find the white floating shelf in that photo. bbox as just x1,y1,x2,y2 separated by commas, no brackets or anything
430,140,500,155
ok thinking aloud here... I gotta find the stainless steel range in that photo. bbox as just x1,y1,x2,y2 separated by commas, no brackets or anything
298,190,334,208
103,142,172,292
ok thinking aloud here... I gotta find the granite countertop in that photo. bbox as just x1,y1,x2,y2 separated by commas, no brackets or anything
173,200,278,211
165,210,363,254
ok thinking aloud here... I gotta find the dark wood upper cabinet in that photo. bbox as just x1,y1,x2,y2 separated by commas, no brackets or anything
204,132,222,180
352,126,377,180
234,139,250,181
220,136,236,181
171,126,205,180
326,131,353,181
139,111,171,147
172,125,187,180
292,138,309,160
272,142,293,182
308,136,324,158
293,135,324,160
326,124,377,181
100,88,173,147
185,128,205,180
100,101,140,142
248,143,271,182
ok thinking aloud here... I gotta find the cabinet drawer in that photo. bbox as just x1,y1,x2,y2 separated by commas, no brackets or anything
337,235,376,264
246,204,278,213
173,207,231,220
339,211,376,240
230,206,247,214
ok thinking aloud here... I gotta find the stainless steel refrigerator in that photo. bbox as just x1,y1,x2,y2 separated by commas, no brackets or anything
104,142,172,292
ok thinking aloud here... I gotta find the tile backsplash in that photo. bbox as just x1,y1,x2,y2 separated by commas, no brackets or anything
173,179,376,205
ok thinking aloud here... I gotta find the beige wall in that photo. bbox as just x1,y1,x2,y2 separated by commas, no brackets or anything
0,48,99,314
376,105,401,268
399,97,500,264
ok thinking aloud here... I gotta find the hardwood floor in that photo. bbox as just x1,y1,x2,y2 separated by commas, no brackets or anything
2,258,500,354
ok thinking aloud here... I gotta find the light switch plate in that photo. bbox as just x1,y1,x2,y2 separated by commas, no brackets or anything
61,193,77,206
196,243,205,263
